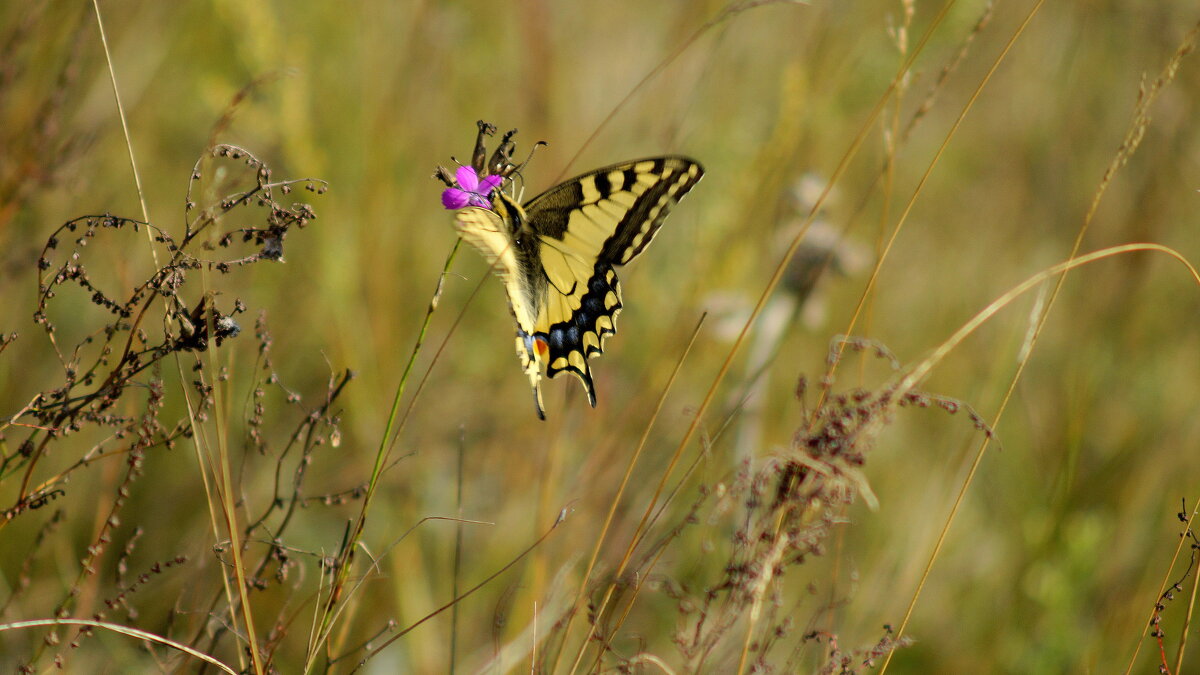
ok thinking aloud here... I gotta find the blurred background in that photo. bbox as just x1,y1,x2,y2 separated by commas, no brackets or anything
2,0,1200,672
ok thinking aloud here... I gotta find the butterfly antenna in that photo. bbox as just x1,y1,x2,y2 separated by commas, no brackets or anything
506,140,549,202
512,140,549,176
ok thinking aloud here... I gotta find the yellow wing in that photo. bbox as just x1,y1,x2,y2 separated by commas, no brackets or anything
453,205,551,418
453,156,704,419
452,206,537,331
523,157,704,409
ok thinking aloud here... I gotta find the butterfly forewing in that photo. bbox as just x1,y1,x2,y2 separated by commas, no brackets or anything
454,203,548,334
525,157,702,264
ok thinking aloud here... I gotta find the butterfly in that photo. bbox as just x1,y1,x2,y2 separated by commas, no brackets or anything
452,154,704,419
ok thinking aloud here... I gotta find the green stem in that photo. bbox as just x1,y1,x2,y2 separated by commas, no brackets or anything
305,239,462,674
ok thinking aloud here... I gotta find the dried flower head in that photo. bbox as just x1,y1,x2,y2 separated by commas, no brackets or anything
433,120,547,212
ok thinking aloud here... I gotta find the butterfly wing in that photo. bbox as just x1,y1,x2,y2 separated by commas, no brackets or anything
452,206,543,331
453,205,552,418
522,157,705,406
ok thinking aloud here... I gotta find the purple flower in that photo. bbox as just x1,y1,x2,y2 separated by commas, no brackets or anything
441,165,503,210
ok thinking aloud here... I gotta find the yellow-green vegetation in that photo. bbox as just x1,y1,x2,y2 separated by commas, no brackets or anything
2,1,1200,672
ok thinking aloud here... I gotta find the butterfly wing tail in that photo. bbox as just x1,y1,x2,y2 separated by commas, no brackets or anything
516,331,547,420
528,371,547,420
557,341,599,408
545,349,598,408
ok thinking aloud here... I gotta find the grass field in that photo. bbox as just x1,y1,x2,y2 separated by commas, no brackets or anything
3,1,1200,672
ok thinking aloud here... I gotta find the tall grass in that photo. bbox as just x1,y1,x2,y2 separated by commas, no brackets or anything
2,0,1200,672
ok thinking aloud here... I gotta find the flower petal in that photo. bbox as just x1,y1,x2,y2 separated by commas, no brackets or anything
468,193,492,209
479,174,504,193
442,188,470,210
455,165,479,192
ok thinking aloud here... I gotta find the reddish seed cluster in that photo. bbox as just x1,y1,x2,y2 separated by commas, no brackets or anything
664,340,997,670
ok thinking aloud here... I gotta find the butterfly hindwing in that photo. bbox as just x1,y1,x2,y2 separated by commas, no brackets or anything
535,260,621,406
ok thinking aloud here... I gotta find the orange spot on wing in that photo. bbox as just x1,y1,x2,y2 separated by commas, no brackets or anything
535,337,549,357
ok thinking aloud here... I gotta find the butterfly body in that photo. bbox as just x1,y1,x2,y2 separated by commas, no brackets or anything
454,156,703,419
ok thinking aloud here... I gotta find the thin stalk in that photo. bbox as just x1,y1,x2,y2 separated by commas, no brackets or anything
305,240,461,673
554,315,705,672
0,619,237,674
